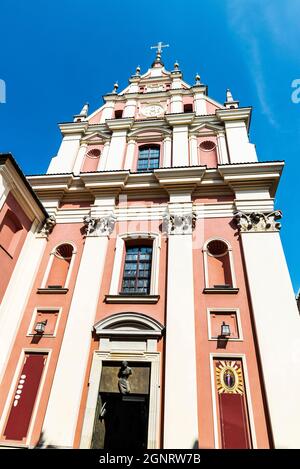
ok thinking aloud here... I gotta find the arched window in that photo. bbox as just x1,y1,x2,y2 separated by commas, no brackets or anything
0,209,23,256
199,140,218,168
203,239,237,291
45,243,75,289
137,145,160,172
81,148,101,172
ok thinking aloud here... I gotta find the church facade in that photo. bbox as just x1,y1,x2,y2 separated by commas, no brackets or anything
0,46,300,449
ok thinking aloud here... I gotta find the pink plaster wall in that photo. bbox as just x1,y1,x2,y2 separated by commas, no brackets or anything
0,222,85,447
193,217,271,448
0,192,32,302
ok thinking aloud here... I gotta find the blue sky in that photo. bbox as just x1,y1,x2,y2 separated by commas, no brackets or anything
0,0,299,291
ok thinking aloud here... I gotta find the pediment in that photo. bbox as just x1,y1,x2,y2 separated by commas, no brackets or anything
190,123,224,135
94,312,164,338
81,131,110,143
128,126,172,138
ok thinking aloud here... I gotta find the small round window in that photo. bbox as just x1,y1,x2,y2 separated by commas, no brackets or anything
199,140,216,152
86,149,101,159
55,244,74,260
207,240,228,257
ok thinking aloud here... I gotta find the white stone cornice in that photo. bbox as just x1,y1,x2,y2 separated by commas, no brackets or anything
234,210,282,233
218,161,284,198
0,160,46,222
234,198,275,214
80,171,129,194
58,122,88,135
216,107,252,129
105,117,134,131
165,113,195,126
27,174,74,188
154,166,206,193
191,84,208,94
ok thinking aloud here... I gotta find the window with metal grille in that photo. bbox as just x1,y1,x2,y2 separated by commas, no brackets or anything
137,145,160,172
121,245,152,294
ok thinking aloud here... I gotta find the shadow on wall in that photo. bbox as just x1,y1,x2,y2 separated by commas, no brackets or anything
34,432,57,449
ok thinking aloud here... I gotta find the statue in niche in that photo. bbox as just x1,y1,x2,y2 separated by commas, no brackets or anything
118,361,132,394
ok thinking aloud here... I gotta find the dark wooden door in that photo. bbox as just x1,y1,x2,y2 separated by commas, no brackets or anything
92,394,149,450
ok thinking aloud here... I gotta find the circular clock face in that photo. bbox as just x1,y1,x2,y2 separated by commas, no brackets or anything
141,104,164,117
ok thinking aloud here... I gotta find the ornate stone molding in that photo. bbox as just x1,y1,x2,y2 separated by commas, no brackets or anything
234,210,282,233
163,210,197,235
37,215,56,238
83,213,117,237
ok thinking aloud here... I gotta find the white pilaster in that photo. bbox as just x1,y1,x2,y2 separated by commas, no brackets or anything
73,143,88,175
41,214,115,448
123,99,137,118
105,130,127,170
97,141,110,171
163,137,172,168
123,139,136,170
0,220,47,381
189,135,198,166
193,92,207,115
172,126,189,166
163,203,199,448
100,101,115,123
216,131,229,164
47,134,82,174
170,95,183,113
225,121,257,163
237,214,300,448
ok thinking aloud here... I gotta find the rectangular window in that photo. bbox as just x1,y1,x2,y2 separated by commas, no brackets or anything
121,245,152,294
137,146,160,172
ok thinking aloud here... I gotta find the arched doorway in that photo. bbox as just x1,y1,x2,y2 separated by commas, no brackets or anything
80,313,164,449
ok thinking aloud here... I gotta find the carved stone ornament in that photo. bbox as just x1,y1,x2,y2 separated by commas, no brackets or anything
163,210,197,235
83,213,117,237
234,210,282,233
38,215,56,237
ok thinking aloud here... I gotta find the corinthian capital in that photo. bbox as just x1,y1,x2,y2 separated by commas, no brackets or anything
234,210,282,233
37,215,56,238
163,210,197,235
83,213,117,237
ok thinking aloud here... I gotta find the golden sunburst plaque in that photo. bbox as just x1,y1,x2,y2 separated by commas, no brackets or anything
215,360,244,395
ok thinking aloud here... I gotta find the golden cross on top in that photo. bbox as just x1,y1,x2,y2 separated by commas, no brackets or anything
150,41,169,55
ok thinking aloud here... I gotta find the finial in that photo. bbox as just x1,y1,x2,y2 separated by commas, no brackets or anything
136,65,141,75
174,60,179,70
73,102,89,122
195,73,201,85
224,88,239,108
226,88,234,102
79,102,89,117
112,81,119,94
